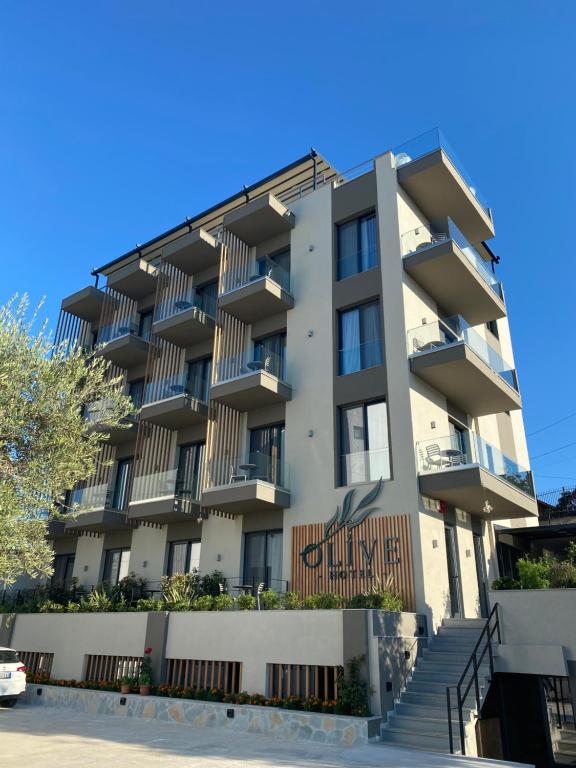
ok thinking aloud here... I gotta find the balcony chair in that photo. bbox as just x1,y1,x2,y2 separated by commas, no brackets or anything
256,582,265,611
425,443,446,469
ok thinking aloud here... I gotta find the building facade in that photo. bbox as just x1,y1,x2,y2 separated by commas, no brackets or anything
51,128,538,629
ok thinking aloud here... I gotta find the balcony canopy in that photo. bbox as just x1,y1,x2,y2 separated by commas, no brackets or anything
223,193,295,246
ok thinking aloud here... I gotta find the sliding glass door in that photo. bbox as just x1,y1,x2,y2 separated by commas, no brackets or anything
243,530,283,590
249,423,285,486
176,442,205,500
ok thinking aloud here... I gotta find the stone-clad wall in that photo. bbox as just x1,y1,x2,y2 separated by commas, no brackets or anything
22,684,381,746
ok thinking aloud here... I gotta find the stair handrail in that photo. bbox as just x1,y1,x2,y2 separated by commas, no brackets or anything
446,603,501,755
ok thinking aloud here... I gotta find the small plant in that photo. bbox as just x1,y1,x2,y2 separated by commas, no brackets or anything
200,570,225,597
491,576,520,590
213,593,235,611
302,594,319,610
281,591,301,610
38,600,65,613
135,597,163,611
336,656,371,717
139,647,153,694
160,574,197,611
236,593,256,611
80,589,112,612
259,589,281,610
517,558,550,589
192,595,214,611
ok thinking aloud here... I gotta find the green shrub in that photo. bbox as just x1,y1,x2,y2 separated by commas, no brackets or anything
336,655,371,717
547,559,576,588
192,595,214,611
80,589,113,612
213,593,235,611
302,594,319,610
491,576,520,591
135,597,163,612
200,570,225,597
281,591,301,610
259,589,281,610
38,600,65,613
160,574,197,611
66,601,81,612
517,558,550,589
236,593,256,611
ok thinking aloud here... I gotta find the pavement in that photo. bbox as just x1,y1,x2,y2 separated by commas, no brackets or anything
0,703,530,768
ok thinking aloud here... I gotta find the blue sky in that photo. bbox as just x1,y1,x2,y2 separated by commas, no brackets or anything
1,1,575,494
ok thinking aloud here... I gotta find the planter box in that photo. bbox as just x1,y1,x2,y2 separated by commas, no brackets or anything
22,685,381,746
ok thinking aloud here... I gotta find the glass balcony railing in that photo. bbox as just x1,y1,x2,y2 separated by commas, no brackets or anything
97,315,147,345
130,469,201,505
221,256,291,295
155,288,217,324
393,128,490,215
336,247,378,281
83,399,138,425
338,339,383,376
143,373,210,406
416,433,535,497
340,448,391,486
407,316,518,391
400,218,503,300
215,349,287,384
68,483,111,511
207,452,290,490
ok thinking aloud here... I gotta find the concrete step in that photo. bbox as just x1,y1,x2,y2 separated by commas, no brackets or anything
415,659,490,676
431,637,483,648
400,689,476,709
411,669,490,685
388,711,463,735
557,741,576,756
380,726,459,753
395,700,474,719
442,618,487,628
559,729,576,743
422,647,476,661
406,678,487,696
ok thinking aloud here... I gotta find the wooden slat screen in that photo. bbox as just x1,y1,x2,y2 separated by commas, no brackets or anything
266,664,338,700
165,658,242,693
291,514,415,609
19,651,54,677
84,654,141,681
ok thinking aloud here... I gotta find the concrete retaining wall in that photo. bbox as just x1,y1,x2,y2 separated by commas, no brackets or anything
22,684,381,746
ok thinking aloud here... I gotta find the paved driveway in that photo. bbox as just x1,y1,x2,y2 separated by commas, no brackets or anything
0,703,528,768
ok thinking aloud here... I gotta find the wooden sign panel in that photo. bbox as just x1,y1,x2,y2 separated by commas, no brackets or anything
291,514,415,610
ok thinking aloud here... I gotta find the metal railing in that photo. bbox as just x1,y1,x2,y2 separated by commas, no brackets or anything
155,287,217,323
143,373,210,406
215,349,287,384
220,256,291,296
97,315,148,345
207,451,290,490
446,603,501,755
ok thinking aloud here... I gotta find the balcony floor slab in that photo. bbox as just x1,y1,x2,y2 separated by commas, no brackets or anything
202,479,290,514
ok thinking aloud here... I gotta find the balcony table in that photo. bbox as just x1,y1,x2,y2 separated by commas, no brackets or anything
440,448,465,465
246,360,264,371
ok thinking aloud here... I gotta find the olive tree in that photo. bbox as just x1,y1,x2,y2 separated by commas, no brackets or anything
0,295,134,584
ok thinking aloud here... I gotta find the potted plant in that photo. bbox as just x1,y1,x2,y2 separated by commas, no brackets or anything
139,647,153,696
120,675,133,695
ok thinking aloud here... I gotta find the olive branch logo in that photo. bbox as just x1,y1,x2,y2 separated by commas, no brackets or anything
300,478,383,566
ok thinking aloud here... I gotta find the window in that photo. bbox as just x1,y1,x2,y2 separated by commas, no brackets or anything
243,530,283,590
138,310,153,341
253,332,286,380
196,280,217,316
186,358,211,402
486,320,499,339
338,301,383,375
176,442,205,500
337,213,377,280
128,379,145,410
167,540,201,575
449,421,469,458
340,401,391,486
112,457,133,510
102,548,130,586
51,554,75,587
257,248,291,291
249,423,285,486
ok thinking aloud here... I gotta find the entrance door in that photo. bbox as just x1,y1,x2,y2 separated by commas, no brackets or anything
473,531,489,618
444,523,463,618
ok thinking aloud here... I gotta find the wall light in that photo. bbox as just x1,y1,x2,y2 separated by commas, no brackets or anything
432,540,439,549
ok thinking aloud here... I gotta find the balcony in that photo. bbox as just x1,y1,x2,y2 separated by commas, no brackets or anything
162,228,221,275
128,470,200,524
401,219,506,325
202,453,290,514
140,374,209,429
211,351,291,411
416,433,537,520
219,257,294,324
394,129,495,244
152,289,217,347
84,400,138,445
63,485,130,533
407,316,521,416
106,259,159,300
61,285,108,322
340,448,391,487
223,193,295,246
94,317,151,368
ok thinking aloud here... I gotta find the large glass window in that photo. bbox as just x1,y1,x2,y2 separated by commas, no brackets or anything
249,423,285,486
167,540,201,575
337,213,378,280
112,457,133,510
102,548,130,586
176,442,205,500
128,379,145,410
196,280,218,316
243,530,283,590
338,301,383,375
52,554,75,588
340,400,391,486
186,358,211,402
253,332,286,380
138,310,153,341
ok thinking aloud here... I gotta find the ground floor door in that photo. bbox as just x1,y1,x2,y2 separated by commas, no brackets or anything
473,530,489,618
444,522,463,618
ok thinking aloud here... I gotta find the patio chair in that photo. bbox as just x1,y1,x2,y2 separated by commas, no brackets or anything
425,444,445,468
256,582,265,611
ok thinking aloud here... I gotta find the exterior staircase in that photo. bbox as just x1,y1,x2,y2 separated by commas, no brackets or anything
381,617,490,754
556,726,576,764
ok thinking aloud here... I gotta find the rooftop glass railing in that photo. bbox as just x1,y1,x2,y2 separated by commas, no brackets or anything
143,373,210,406
155,288,217,324
416,433,534,497
207,451,290,490
220,256,291,295
407,315,518,391
215,349,287,384
393,128,490,215
400,219,502,300
130,469,201,505
97,315,148,345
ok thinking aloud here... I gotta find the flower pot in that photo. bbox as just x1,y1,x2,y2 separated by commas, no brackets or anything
139,685,151,696
120,684,131,694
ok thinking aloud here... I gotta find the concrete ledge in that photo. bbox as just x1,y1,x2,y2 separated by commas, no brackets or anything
22,685,381,746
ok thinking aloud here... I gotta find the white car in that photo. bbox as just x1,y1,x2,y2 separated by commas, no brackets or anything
0,647,27,708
